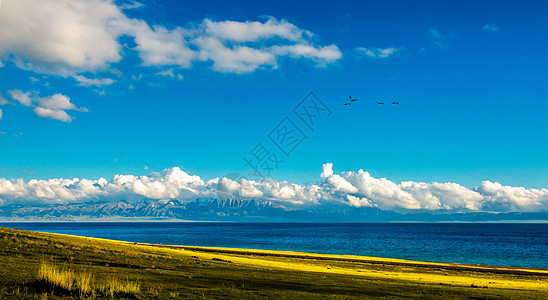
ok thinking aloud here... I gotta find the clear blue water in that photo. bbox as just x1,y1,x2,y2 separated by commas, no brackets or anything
2,222,547,269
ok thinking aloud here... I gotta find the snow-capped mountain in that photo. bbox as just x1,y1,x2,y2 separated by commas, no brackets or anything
0,198,545,222
0,198,299,221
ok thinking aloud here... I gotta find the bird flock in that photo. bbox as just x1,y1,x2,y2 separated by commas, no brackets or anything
343,96,398,106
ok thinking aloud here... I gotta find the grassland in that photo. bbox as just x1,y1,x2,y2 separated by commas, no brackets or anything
0,226,546,299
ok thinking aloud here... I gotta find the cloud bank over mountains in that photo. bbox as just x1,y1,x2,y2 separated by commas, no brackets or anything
1,164,546,214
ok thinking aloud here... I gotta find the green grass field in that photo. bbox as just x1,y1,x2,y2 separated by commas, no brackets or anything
0,226,546,299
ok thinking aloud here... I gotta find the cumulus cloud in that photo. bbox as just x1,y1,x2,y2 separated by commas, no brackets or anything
203,18,305,42
346,195,374,208
7,89,32,106
130,22,195,68
195,36,276,73
0,0,341,77
321,163,359,194
33,107,72,122
0,0,342,124
0,0,124,76
355,47,399,58
33,93,88,122
0,0,194,75
0,167,208,206
1,164,547,214
272,44,342,66
194,18,342,73
7,89,87,122
320,164,547,212
476,181,547,212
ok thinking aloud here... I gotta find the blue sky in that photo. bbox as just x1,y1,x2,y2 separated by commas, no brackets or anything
1,0,547,211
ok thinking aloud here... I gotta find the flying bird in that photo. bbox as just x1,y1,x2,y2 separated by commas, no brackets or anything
376,102,385,105
343,102,351,106
392,101,399,105
349,96,358,102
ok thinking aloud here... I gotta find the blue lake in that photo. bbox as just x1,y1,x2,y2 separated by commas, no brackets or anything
2,222,547,269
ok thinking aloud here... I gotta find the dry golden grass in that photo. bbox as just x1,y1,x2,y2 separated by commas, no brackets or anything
169,290,180,298
76,270,93,296
100,277,141,297
38,260,140,297
38,261,76,292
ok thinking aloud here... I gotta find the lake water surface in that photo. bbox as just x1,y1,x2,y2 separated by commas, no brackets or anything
2,222,547,269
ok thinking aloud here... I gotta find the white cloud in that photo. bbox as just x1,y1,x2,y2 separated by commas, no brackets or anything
7,89,87,122
355,47,398,58
109,167,206,200
272,44,342,66
119,16,341,73
195,36,277,73
346,195,374,208
321,163,359,194
32,93,87,122
37,93,85,111
7,89,32,106
0,0,195,75
400,181,483,211
0,93,9,105
155,68,183,80
0,0,124,76
321,164,547,212
129,22,195,68
476,181,547,212
197,18,342,72
0,109,2,120
73,75,116,87
11,91,87,123
0,0,341,82
33,107,73,122
482,24,498,32
203,18,306,42
1,164,546,213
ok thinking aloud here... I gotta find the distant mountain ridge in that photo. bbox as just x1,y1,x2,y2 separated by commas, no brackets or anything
0,198,546,222
0,198,301,221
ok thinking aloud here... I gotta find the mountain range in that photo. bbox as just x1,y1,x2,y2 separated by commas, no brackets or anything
0,198,546,222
